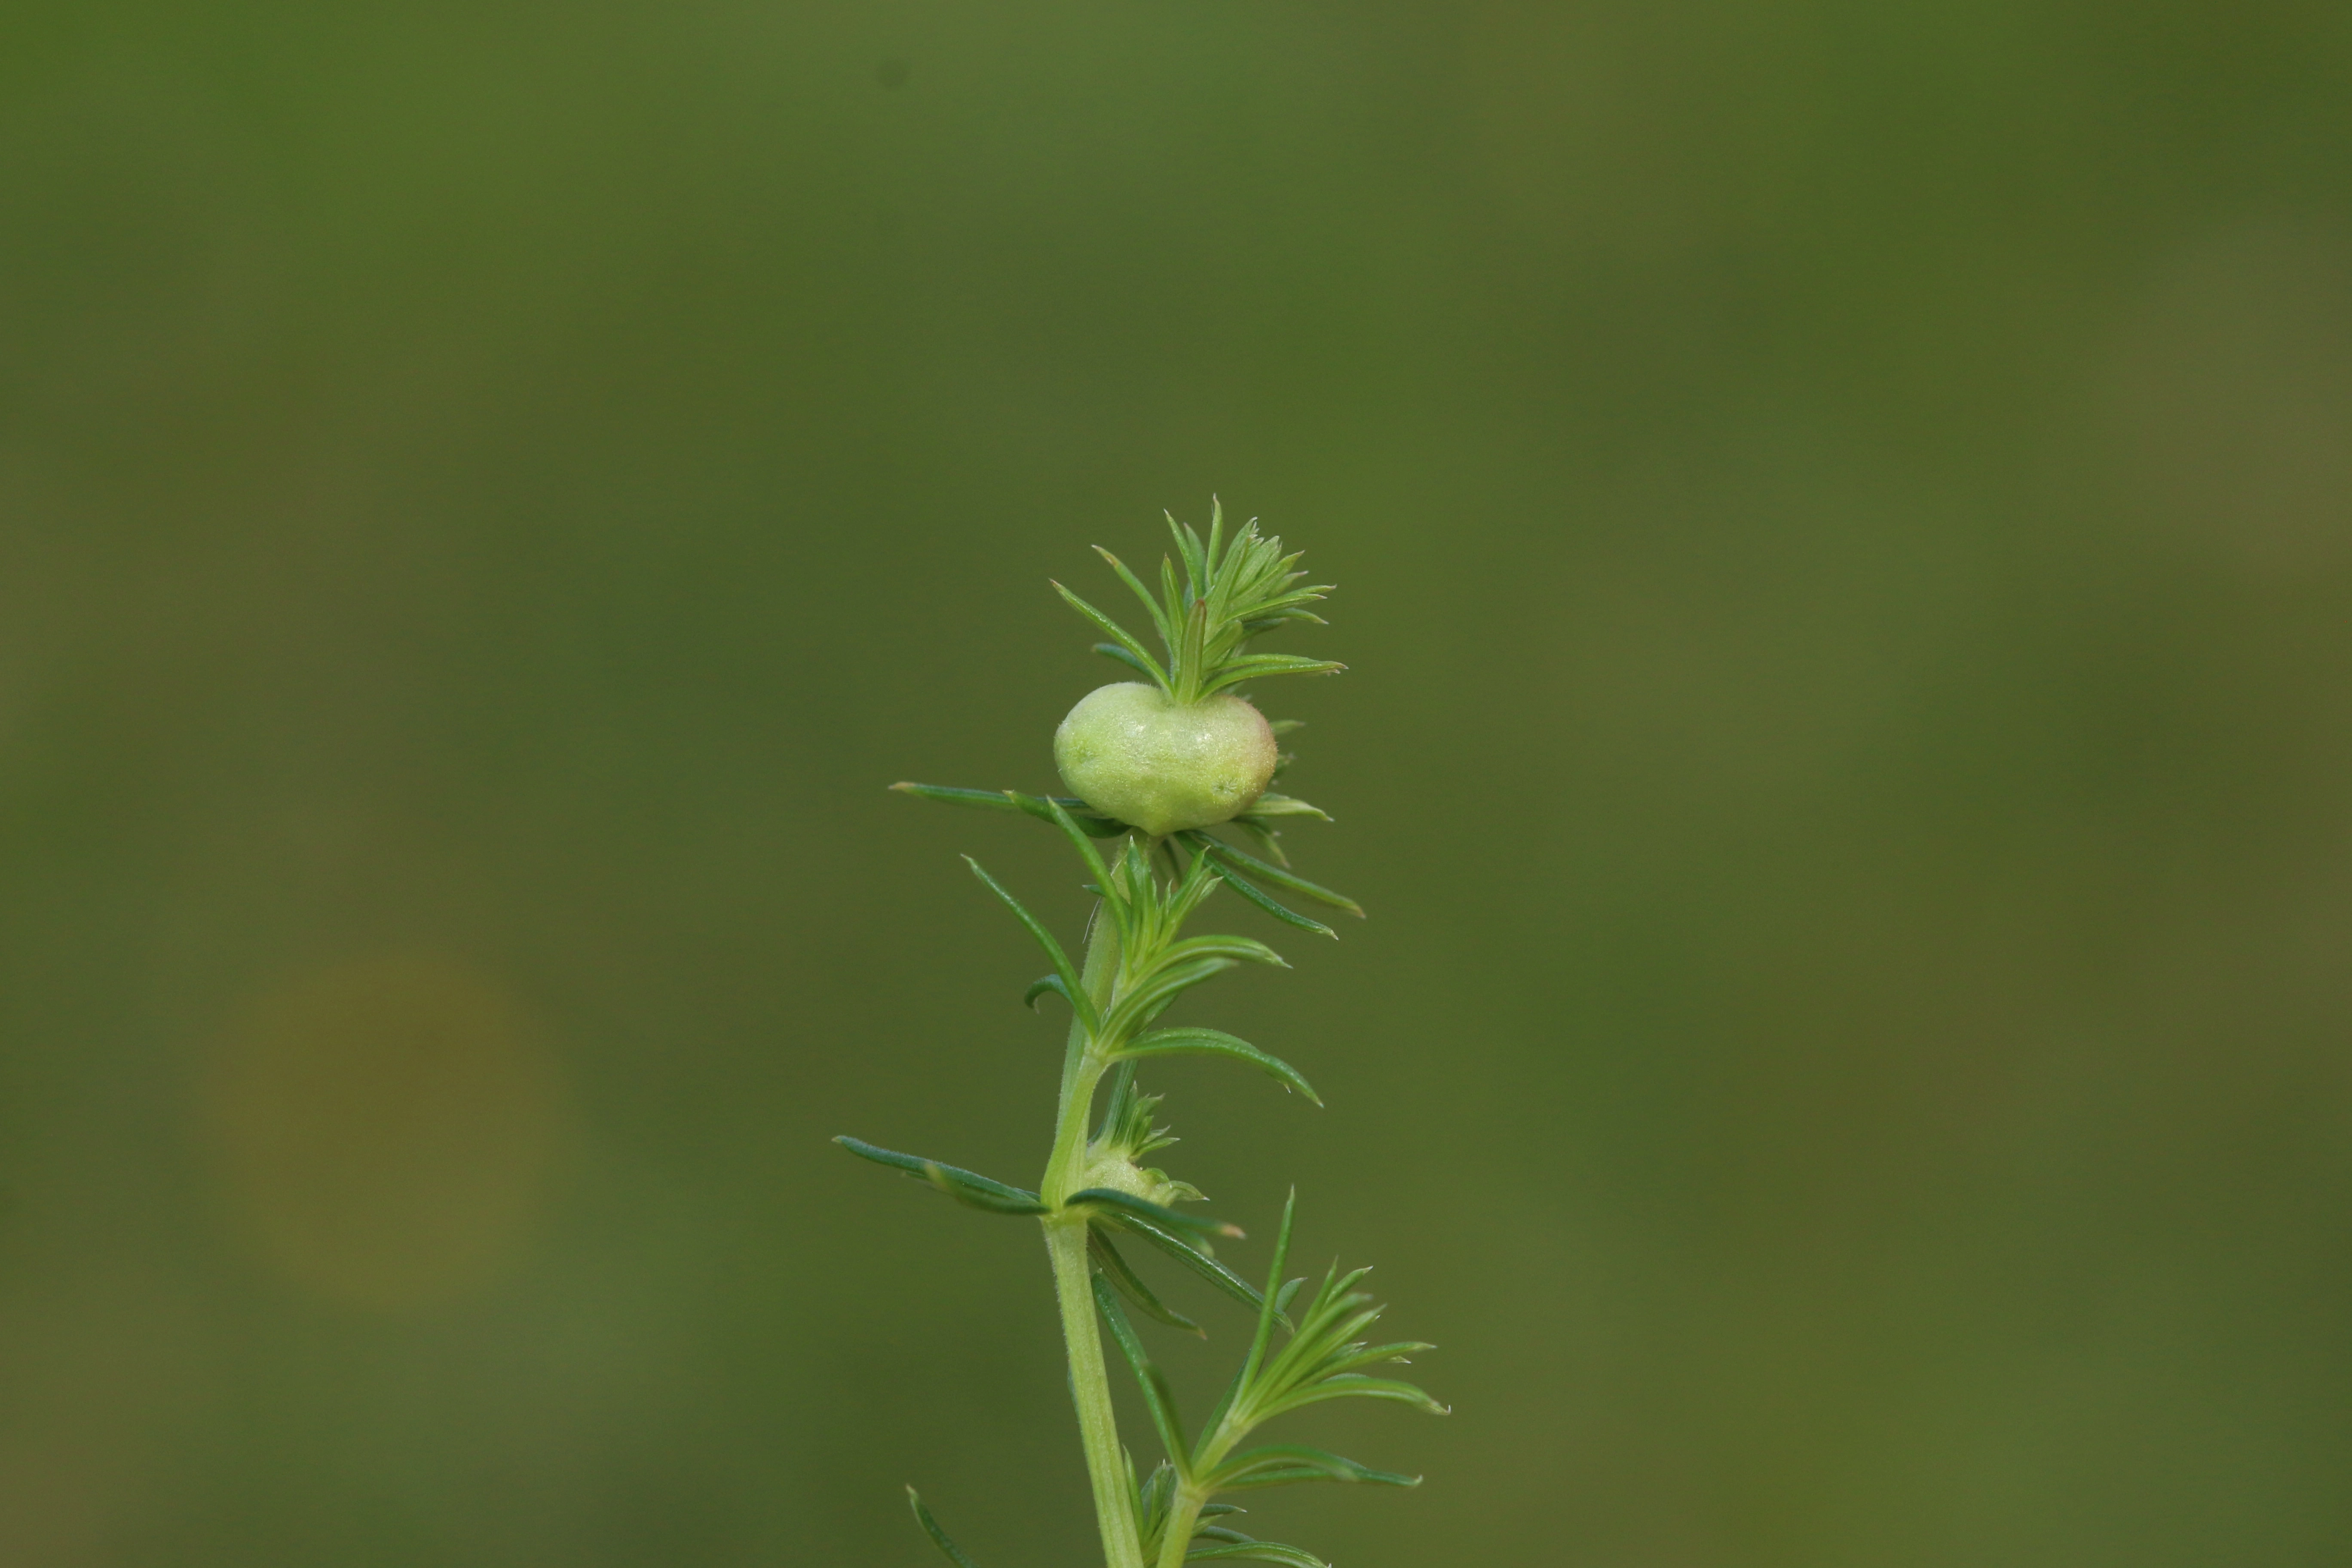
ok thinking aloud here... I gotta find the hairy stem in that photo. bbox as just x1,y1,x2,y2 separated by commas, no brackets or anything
1154,1485,1206,1568
1048,1219,1141,1568
1044,901,1143,1568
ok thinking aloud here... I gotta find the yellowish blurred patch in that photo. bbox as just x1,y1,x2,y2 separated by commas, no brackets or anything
2110,217,2352,572
198,952,575,1312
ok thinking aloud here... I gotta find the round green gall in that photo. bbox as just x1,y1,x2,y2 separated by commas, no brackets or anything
1053,683,1278,836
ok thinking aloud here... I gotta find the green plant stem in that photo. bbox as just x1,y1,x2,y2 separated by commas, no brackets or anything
1043,901,1143,1568
1157,1405,1247,1568
1047,1218,1140,1568
1154,1486,1206,1568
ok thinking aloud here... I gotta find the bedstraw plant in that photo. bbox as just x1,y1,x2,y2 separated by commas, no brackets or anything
841,505,1443,1568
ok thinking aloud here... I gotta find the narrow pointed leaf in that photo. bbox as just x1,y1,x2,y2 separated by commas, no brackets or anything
1180,833,1364,918
1238,793,1330,821
1090,1225,1204,1336
1223,814,1290,867
1207,1445,1422,1490
1024,974,1079,1014
1093,1275,1192,1476
1206,864,1337,937
906,1488,983,1568
1136,1462,1176,1552
1177,600,1211,701
1198,657,1347,697
1161,934,1287,968
1245,1192,1297,1385
889,781,1026,812
833,1136,1047,1215
1309,1340,1436,1379
1095,546,1176,646
1258,1375,1450,1417
1052,581,1169,689
924,1164,1054,1215
1042,798,1126,908
1185,1543,1329,1568
1066,1187,1242,1239
1107,1216,1289,1327
1095,641,1161,680
1002,792,1123,890
1101,957,1238,1041
1211,655,1348,678
1159,554,1186,633
1116,1028,1320,1105
962,857,1096,1034
1170,513,1209,589
891,781,1122,835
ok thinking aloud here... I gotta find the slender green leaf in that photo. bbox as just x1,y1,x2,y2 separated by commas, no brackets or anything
1161,934,1288,968
1207,864,1338,937
1159,555,1186,634
1001,792,1124,891
1093,1275,1192,1477
1095,641,1161,681
1203,1190,1295,1443
1135,1461,1177,1555
1090,1225,1203,1336
1115,1027,1321,1105
1223,814,1290,868
1207,1445,1421,1491
891,781,1122,835
1057,800,1132,837
962,857,1096,1035
1100,956,1237,1042
1170,512,1209,593
1042,799,1126,913
1095,546,1175,647
906,1488,983,1568
889,781,1025,812
1306,1339,1436,1380
1180,834,1364,918
1108,1216,1287,1326
1176,598,1210,700
1239,793,1330,821
1141,1461,1175,1519
924,1165,1053,1215
1066,1187,1242,1239
1259,1375,1450,1418
1199,658,1346,697
1052,581,1169,689
1242,1192,1297,1388
1024,974,1079,1014
833,1136,1047,1215
1185,1542,1329,1568
1210,654,1347,679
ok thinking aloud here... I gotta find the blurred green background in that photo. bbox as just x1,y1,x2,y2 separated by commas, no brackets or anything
6,1,2351,1564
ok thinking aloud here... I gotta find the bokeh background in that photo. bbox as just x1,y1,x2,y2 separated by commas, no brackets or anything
6,2,2352,1564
